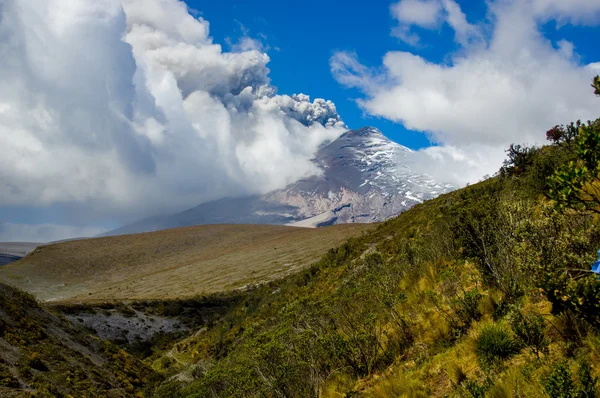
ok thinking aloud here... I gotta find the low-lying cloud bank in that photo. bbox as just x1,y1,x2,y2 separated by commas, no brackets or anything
0,222,106,243
332,0,600,185
0,0,346,239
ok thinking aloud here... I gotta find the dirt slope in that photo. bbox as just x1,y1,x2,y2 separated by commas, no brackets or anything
0,223,372,303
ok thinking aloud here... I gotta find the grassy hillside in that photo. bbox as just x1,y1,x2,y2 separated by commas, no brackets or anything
0,282,156,397
136,130,600,397
0,223,372,303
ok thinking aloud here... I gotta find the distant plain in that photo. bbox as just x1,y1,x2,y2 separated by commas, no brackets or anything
0,223,372,303
0,242,39,266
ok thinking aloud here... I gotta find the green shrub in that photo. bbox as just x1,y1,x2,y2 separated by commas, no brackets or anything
455,289,483,327
576,361,598,398
116,305,136,318
544,361,576,398
543,274,600,329
476,323,519,369
0,363,20,388
461,378,491,398
28,352,49,371
543,360,599,398
500,144,538,177
510,313,549,358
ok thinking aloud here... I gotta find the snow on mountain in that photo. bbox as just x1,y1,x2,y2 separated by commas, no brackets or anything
101,127,454,236
265,127,454,226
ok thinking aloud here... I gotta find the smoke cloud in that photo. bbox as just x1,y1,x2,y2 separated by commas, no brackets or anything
0,0,346,237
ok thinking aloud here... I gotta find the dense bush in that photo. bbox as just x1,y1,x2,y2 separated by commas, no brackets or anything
577,361,599,398
543,274,600,328
476,323,519,369
510,312,549,358
544,361,576,398
500,143,539,176
543,360,598,398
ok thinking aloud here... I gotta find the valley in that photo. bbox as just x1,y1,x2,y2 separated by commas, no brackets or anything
0,242,38,266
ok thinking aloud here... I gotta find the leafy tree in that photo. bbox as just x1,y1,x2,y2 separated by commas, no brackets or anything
541,76,600,329
546,121,582,147
548,76,600,214
501,143,538,176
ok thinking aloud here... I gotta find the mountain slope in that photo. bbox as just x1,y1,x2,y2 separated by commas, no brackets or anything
0,223,372,303
142,139,600,397
4,130,600,397
104,127,453,236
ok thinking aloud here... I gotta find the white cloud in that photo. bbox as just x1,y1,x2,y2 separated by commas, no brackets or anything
589,62,600,73
0,0,346,234
390,0,480,46
556,39,576,60
333,0,600,185
391,0,442,28
0,222,107,243
409,144,508,185
391,25,423,46
531,0,600,25
441,0,480,46
329,52,386,94
390,0,600,47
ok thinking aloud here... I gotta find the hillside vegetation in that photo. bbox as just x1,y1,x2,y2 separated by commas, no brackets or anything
0,223,371,303
4,79,600,397
136,81,600,396
0,282,156,397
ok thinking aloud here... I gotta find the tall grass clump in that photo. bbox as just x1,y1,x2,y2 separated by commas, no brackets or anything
476,323,519,369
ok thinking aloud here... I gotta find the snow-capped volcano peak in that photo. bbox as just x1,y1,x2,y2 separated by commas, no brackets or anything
340,126,383,137
332,126,412,159
102,127,454,235
261,126,455,226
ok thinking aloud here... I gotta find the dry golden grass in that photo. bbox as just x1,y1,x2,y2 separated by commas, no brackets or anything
0,223,373,303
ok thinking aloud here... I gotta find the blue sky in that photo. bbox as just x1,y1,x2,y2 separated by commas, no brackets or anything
187,0,600,150
1,0,600,241
188,0,437,149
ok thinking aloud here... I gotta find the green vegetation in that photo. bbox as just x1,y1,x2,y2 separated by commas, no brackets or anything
475,323,519,369
543,360,598,398
0,282,156,397
3,77,600,396
137,76,600,397
510,312,549,359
